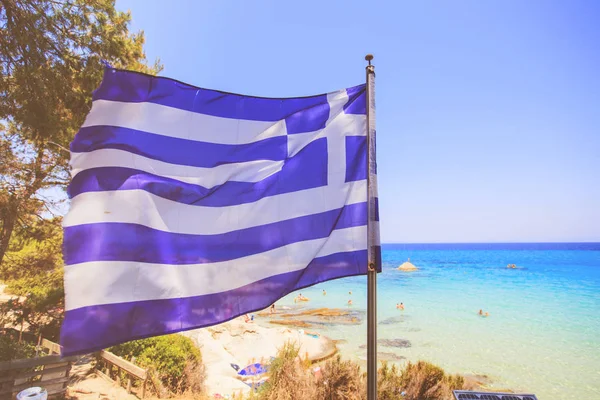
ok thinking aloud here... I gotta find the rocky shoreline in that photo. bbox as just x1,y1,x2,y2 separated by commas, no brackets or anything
181,305,504,397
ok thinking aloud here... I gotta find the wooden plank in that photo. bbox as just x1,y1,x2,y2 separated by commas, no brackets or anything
6,364,69,381
41,339,61,355
46,386,67,396
99,350,146,380
41,365,68,381
95,369,112,384
43,383,67,397
0,374,16,384
11,376,69,393
0,355,78,371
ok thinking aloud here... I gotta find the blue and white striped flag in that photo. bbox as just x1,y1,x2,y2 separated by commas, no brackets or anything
60,67,380,356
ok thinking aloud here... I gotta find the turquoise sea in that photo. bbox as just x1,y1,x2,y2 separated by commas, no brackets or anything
275,243,600,400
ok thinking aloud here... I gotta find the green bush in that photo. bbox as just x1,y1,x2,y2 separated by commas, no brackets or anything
109,334,204,394
378,361,403,400
0,334,36,362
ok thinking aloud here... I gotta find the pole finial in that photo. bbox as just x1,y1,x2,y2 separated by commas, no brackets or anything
365,54,374,65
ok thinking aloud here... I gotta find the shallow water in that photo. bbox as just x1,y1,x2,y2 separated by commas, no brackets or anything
274,243,600,400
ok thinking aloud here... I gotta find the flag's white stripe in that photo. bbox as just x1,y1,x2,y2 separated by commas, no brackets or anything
84,99,365,147
64,225,367,310
70,149,284,187
63,180,367,235
82,100,288,144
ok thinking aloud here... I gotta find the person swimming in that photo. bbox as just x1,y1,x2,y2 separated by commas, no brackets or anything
478,309,483,315
347,299,353,306
396,303,404,310
295,293,308,302
322,290,326,295
349,291,352,295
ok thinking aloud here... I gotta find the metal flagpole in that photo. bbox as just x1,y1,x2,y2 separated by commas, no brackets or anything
365,54,381,400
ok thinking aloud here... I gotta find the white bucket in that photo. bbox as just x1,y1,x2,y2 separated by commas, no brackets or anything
16,387,48,400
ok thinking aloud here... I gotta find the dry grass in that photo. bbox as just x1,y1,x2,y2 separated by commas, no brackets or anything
399,360,465,400
253,341,317,400
314,355,366,400
236,343,467,400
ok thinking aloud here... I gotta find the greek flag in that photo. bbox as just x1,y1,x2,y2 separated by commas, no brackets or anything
60,67,380,356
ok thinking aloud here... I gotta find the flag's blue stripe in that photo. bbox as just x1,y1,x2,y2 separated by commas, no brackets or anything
344,85,367,115
60,249,367,356
63,202,367,266
93,69,367,134
68,138,328,205
345,136,367,183
71,126,287,168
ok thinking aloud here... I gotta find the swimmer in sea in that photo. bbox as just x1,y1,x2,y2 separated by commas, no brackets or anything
323,290,326,295
396,303,404,310
347,299,353,306
478,309,483,316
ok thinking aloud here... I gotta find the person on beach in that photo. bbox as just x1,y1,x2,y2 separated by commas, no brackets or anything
396,303,404,310
244,314,253,323
270,304,276,314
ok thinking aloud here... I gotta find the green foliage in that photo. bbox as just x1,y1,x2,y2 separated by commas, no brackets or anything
0,217,64,340
0,0,162,266
2,217,63,281
109,334,204,394
377,361,403,400
0,333,36,362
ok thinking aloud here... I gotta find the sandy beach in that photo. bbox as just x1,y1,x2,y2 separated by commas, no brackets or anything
181,313,338,397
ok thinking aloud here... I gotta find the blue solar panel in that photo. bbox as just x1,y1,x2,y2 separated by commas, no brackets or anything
453,391,538,400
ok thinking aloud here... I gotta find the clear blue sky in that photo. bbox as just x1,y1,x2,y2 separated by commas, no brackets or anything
115,0,600,243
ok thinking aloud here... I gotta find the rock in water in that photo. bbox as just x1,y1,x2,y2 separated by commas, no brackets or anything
360,339,412,348
378,339,412,348
397,261,418,271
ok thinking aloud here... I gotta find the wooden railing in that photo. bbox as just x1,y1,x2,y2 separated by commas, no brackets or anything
0,338,150,399
0,339,77,400
96,350,148,398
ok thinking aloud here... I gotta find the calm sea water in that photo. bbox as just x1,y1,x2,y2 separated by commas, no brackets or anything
275,243,600,400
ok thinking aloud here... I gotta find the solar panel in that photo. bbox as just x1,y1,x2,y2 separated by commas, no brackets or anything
453,390,538,400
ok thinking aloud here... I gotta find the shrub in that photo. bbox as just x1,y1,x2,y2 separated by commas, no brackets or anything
0,333,36,362
377,361,403,400
257,341,316,400
315,355,365,400
109,334,205,395
241,343,466,400
400,360,464,400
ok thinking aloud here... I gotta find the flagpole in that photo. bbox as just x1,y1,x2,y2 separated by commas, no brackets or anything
365,54,380,400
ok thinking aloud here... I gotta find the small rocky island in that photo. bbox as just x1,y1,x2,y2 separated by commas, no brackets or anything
398,258,419,271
